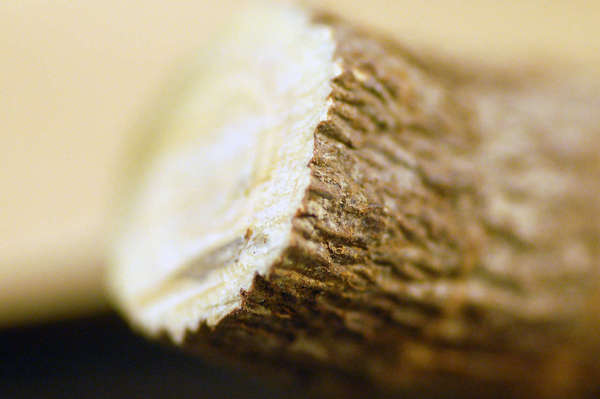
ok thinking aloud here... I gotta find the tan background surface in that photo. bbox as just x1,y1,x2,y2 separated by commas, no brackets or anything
1,0,599,325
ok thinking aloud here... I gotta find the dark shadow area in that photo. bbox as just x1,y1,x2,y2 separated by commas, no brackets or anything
0,314,291,399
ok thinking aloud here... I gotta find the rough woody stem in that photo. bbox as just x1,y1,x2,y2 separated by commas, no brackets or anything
112,6,600,398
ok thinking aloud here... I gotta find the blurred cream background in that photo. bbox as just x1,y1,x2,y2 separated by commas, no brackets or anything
1,0,599,326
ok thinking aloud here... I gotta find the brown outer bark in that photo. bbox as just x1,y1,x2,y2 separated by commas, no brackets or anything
177,15,600,398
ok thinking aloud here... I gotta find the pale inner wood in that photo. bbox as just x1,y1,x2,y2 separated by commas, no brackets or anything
109,3,337,342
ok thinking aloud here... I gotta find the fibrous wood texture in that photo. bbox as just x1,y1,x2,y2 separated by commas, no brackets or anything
110,5,600,398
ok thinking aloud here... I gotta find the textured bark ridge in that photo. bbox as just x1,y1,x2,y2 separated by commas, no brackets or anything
122,11,600,399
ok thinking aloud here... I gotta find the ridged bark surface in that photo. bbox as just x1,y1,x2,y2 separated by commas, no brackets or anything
178,16,600,398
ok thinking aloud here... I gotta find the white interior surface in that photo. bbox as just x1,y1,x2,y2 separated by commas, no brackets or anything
108,3,337,342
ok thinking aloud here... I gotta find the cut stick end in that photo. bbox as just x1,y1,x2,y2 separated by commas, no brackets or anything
108,2,337,342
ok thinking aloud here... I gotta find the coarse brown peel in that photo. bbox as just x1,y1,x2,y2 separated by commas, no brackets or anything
108,2,600,397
